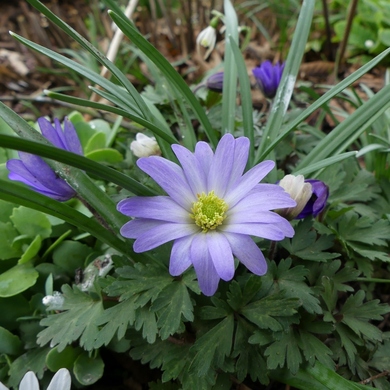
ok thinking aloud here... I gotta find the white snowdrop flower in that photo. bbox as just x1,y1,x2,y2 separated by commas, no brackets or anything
130,133,161,158
196,17,219,59
365,39,375,49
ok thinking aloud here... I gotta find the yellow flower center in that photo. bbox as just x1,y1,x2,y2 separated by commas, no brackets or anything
191,191,228,232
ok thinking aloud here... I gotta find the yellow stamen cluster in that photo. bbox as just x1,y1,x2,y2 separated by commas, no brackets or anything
191,191,228,232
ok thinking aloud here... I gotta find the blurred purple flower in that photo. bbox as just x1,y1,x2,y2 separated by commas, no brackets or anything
252,60,285,99
296,179,329,219
206,71,224,92
117,134,296,296
6,117,82,201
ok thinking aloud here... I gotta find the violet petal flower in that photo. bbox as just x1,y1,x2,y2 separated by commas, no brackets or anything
206,72,224,92
118,134,296,296
252,60,285,99
296,179,329,219
6,117,82,202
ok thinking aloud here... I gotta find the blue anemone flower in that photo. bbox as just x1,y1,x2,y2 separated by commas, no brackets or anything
6,117,82,201
117,134,296,296
252,60,285,99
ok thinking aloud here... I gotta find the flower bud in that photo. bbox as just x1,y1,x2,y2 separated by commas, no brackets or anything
130,133,161,158
296,179,329,219
196,17,218,59
206,71,224,92
252,60,285,99
42,291,65,311
277,175,313,220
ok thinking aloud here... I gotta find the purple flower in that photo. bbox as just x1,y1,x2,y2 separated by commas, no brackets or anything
206,72,224,92
6,117,83,201
117,134,296,296
296,179,329,219
252,60,285,99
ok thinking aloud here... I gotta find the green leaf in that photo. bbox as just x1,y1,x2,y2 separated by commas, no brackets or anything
327,167,380,204
265,259,322,315
347,243,390,262
8,347,50,388
336,322,361,367
281,219,340,262
0,221,23,260
0,180,130,255
46,345,82,371
0,295,30,329
189,315,234,376
298,330,333,368
369,340,390,372
18,235,41,265
232,317,269,384
341,213,390,247
0,199,17,223
312,260,360,293
151,282,194,340
11,206,51,239
134,306,158,344
73,351,104,386
84,132,106,154
265,330,302,374
0,327,22,355
94,298,137,348
85,148,123,164
340,290,389,341
0,262,39,297
37,285,104,351
105,263,173,304
53,241,93,275
240,291,300,331
130,337,191,381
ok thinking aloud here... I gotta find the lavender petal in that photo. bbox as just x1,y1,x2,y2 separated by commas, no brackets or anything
207,134,235,196
224,232,267,275
221,221,294,240
38,117,66,150
207,232,235,281
172,144,207,196
117,196,189,223
134,222,197,252
194,141,213,176
63,117,83,155
190,233,220,296
169,235,193,276
137,156,195,209
224,160,275,207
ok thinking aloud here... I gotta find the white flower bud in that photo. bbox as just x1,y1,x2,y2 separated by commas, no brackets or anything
42,291,64,311
196,25,217,59
130,133,161,158
277,175,313,220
